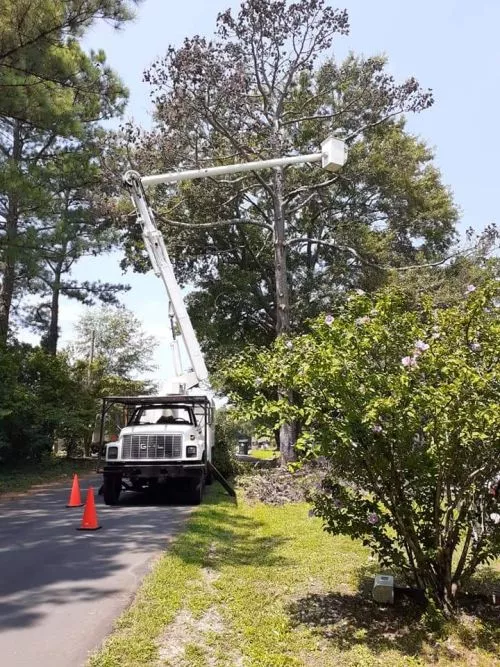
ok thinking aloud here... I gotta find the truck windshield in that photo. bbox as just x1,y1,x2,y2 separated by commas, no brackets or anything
129,406,195,426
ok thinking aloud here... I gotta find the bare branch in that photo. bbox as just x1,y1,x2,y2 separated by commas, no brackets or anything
241,192,272,224
287,191,318,216
288,238,478,272
282,111,343,126
250,35,270,115
202,109,275,199
285,175,339,201
155,212,273,232
346,111,402,142
288,237,378,266
387,249,479,272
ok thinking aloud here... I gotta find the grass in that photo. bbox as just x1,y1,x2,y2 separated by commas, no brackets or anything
88,485,500,667
0,455,97,496
249,448,279,460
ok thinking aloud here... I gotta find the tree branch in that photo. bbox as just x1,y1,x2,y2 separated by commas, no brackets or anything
287,191,319,216
281,111,343,126
346,111,402,142
155,212,273,232
250,35,270,116
285,175,339,201
288,238,477,272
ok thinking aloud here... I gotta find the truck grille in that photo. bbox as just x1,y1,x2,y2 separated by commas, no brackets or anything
121,434,183,459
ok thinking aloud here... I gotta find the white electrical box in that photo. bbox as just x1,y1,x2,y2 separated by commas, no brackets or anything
321,136,348,172
373,574,394,604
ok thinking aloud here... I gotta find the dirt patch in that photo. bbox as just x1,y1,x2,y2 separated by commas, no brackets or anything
156,540,243,666
201,567,220,587
157,607,226,666
237,460,329,505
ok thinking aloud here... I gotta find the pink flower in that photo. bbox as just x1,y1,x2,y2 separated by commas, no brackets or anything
470,342,481,352
325,314,334,325
401,355,418,368
372,424,383,434
465,284,476,294
367,513,379,525
414,340,429,353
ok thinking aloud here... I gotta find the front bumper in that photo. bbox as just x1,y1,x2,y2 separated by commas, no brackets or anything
101,461,205,479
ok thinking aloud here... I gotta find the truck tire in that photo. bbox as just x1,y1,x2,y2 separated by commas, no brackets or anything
188,474,205,505
131,479,144,493
205,466,213,485
103,474,121,506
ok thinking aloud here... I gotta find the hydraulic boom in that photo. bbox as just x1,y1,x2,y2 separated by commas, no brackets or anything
123,171,208,390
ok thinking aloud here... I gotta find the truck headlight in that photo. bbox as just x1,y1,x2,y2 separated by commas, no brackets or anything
107,445,118,460
186,445,197,458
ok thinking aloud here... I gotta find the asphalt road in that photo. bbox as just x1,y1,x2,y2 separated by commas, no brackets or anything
0,476,193,667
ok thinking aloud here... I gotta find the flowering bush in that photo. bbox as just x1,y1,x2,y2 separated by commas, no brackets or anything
219,280,500,613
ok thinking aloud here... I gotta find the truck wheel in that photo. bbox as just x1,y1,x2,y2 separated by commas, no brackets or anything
103,474,121,506
205,466,213,486
188,475,204,505
131,479,143,493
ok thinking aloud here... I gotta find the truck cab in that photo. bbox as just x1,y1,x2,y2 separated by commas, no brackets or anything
100,393,215,505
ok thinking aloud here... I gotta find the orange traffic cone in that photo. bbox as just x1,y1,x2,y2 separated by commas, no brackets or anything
66,474,83,508
77,487,101,531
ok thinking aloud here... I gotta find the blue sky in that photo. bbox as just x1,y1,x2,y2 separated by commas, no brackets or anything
29,0,499,381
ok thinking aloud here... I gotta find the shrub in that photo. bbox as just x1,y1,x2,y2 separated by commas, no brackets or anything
220,279,500,614
212,408,251,478
0,343,95,462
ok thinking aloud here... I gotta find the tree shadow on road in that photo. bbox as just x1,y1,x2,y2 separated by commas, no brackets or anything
0,479,286,634
0,478,193,631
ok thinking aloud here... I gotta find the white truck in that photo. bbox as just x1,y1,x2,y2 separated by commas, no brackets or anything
99,392,215,505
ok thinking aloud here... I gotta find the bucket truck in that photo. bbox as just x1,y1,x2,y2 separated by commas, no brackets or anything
98,171,216,505
98,137,347,505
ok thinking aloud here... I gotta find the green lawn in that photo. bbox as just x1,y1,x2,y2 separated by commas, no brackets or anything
88,485,500,667
249,448,279,460
0,456,97,496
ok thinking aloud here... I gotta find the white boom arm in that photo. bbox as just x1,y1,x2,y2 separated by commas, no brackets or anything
123,137,347,389
123,172,209,388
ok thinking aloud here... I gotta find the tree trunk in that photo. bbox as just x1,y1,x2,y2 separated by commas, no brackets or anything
271,165,296,463
0,121,21,343
416,554,457,616
272,166,290,336
84,431,92,458
43,261,63,355
0,233,16,343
